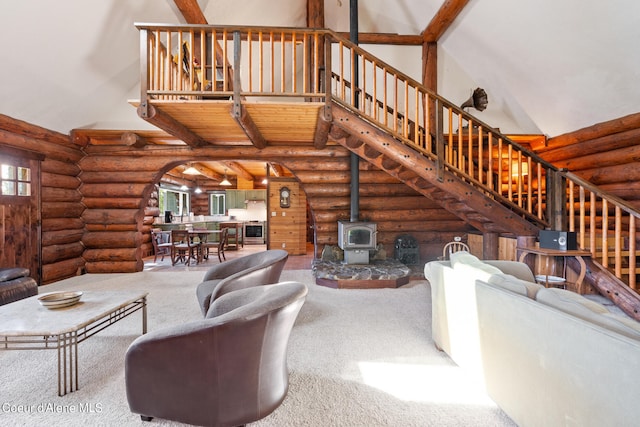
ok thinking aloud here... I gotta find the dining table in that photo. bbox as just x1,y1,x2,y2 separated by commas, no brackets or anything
188,229,223,263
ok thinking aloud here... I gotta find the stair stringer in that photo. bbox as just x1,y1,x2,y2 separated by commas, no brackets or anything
329,103,541,237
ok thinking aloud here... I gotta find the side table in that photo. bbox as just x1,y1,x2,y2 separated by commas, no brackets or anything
517,246,592,293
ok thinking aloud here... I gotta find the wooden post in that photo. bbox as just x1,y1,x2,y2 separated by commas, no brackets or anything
436,98,444,182
482,232,499,260
547,169,568,230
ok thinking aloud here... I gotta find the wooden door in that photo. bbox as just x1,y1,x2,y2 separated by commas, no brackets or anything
0,151,41,284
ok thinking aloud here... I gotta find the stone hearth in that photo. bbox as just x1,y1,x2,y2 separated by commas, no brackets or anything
313,259,412,289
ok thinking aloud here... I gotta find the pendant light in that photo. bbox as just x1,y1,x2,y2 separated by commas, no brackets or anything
220,169,232,186
183,163,200,175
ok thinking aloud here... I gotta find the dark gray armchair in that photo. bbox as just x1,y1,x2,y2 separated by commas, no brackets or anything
125,281,308,426
196,249,289,317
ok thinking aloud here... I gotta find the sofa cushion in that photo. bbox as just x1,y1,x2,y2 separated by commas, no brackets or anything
487,273,543,299
536,287,640,340
450,251,502,281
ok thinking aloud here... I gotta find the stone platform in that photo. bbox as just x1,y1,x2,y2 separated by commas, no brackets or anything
312,259,413,289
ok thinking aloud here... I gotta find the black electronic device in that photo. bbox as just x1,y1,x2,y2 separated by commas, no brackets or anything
539,230,578,251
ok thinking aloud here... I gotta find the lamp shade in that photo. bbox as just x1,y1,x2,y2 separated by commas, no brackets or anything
220,169,232,186
183,165,200,175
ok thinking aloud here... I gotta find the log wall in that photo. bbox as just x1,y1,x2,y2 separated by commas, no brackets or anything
0,115,85,284
535,112,640,206
77,154,172,273
287,153,474,260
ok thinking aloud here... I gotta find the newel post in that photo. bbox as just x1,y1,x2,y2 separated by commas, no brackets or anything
546,169,568,231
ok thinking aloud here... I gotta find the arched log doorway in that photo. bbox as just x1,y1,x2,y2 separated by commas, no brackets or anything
79,151,320,274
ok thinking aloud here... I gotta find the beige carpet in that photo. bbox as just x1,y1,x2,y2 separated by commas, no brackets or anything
0,270,515,426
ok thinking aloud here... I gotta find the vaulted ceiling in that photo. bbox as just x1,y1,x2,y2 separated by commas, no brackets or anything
1,0,638,139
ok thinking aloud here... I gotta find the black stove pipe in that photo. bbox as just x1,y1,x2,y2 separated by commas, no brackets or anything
349,0,360,223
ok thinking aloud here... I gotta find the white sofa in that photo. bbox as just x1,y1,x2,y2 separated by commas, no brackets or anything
424,251,640,427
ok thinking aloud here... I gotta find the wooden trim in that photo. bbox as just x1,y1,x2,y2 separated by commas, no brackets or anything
422,0,470,42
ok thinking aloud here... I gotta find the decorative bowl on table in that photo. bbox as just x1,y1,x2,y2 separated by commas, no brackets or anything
38,291,83,309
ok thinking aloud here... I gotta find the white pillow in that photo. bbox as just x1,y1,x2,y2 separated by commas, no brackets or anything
487,273,543,299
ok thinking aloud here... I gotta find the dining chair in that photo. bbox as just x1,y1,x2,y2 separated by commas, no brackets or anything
151,229,171,262
171,229,200,266
202,227,228,263
439,237,470,260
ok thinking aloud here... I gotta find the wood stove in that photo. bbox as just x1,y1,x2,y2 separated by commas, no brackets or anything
337,221,377,264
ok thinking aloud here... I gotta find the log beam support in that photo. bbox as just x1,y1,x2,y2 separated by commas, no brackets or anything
313,106,332,149
137,103,206,147
230,103,267,149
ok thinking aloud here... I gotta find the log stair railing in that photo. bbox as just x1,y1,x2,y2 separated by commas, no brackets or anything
135,24,640,296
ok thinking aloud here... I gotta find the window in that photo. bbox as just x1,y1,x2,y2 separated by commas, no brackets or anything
1,163,31,196
210,193,226,215
159,188,190,217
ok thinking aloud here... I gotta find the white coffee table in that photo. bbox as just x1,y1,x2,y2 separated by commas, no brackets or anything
0,290,148,396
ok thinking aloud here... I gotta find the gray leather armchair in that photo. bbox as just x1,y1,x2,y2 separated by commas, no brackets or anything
125,281,308,426
196,249,288,317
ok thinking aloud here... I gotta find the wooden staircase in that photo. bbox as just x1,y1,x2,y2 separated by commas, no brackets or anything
327,103,541,237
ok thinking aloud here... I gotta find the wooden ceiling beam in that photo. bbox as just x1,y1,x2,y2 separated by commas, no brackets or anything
230,104,267,149
173,0,234,91
307,0,324,28
336,32,423,45
138,104,206,147
222,160,254,181
268,163,284,177
422,0,470,43
173,0,207,24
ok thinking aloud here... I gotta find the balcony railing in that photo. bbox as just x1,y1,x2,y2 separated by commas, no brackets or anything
136,23,639,288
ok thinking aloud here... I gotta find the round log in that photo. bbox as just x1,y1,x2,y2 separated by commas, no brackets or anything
41,258,85,284
42,229,84,246
42,202,85,218
85,224,139,232
82,208,141,225
80,171,159,184
42,217,84,232
144,206,161,217
83,248,139,262
80,183,150,198
85,260,143,274
41,187,82,202
82,197,142,209
41,171,80,189
41,158,81,176
83,231,142,249
42,242,85,264
79,156,173,172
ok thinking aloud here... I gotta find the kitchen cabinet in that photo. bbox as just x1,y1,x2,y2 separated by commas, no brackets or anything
225,189,266,209
225,190,246,209
245,190,266,202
